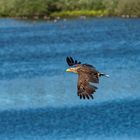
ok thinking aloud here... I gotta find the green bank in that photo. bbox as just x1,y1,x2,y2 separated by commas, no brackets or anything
0,0,139,18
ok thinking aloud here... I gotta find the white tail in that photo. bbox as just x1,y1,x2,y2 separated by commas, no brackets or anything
100,73,110,78
105,74,110,78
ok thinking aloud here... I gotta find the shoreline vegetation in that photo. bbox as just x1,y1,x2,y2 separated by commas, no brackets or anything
0,0,140,20
51,10,109,18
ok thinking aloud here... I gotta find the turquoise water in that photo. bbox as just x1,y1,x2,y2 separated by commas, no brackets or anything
0,18,140,139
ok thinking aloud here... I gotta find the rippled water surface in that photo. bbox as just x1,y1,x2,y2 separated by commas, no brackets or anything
0,18,140,140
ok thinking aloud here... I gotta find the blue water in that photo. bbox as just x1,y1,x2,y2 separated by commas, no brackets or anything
0,18,140,140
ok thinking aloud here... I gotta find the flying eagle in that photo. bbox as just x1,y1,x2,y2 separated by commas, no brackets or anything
66,57,109,99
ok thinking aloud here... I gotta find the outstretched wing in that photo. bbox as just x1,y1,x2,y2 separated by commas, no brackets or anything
66,56,81,66
77,72,99,99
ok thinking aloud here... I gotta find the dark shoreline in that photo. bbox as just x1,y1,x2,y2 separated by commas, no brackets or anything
0,15,139,23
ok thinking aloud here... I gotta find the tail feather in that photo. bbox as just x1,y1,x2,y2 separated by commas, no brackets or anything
100,73,110,78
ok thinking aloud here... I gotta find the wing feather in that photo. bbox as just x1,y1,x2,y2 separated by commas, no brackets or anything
77,72,99,99
66,56,81,66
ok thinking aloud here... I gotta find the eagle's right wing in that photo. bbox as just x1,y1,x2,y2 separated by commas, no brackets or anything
77,72,98,99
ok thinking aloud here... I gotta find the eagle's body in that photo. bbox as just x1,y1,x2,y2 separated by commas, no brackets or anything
66,57,109,99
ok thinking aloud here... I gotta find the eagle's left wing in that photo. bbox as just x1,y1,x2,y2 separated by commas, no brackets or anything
66,57,81,66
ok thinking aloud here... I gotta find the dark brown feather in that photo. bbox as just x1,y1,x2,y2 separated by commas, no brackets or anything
77,67,99,99
66,57,81,66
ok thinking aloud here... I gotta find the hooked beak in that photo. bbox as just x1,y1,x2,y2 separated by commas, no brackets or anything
66,68,78,74
66,68,71,72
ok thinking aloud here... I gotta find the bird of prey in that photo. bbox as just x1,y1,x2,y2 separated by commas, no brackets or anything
66,57,109,99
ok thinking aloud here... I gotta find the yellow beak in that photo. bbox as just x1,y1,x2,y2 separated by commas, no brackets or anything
66,68,71,72
66,68,78,74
